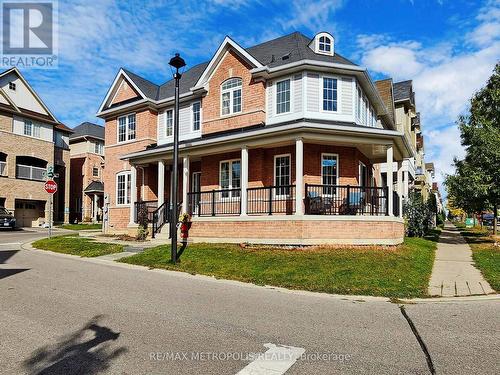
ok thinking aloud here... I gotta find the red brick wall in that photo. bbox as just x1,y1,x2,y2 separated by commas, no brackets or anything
110,79,140,106
189,219,404,244
201,49,265,135
104,108,158,229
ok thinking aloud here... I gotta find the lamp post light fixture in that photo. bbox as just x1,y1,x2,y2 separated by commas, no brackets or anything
168,53,186,264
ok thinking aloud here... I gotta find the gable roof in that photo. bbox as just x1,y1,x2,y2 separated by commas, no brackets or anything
374,78,395,124
99,31,359,112
70,122,105,140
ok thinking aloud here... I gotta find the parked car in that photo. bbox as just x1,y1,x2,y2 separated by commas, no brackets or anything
0,207,16,229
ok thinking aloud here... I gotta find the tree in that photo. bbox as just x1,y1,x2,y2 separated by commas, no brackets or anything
445,63,500,233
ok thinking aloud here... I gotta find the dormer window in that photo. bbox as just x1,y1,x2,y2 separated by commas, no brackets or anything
311,32,334,56
8,82,16,90
319,36,331,53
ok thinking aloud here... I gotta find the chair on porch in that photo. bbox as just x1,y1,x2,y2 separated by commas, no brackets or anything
339,191,365,215
304,191,334,215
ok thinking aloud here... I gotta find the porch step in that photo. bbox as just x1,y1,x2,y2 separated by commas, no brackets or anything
152,224,170,241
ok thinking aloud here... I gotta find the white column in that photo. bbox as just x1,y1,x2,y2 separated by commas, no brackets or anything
129,164,137,225
241,146,248,216
295,138,304,215
158,160,165,206
403,169,409,202
397,162,404,218
387,145,394,216
93,194,98,222
182,156,190,213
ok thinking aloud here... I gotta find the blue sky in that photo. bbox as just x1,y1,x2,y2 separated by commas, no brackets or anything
19,0,500,188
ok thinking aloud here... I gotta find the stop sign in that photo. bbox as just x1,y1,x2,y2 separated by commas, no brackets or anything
44,180,58,194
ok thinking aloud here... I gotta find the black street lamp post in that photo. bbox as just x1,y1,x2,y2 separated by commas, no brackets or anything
168,53,186,264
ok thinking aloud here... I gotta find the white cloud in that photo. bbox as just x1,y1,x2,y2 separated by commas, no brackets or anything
357,1,500,190
279,0,344,32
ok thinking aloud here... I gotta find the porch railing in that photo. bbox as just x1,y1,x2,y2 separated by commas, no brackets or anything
304,184,389,216
188,189,241,217
134,200,158,223
247,185,296,215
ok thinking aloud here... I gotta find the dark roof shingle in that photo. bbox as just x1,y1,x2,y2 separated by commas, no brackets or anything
120,32,358,102
393,80,414,103
70,122,105,140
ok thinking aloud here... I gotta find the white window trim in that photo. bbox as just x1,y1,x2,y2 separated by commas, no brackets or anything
164,108,174,138
273,153,292,198
191,101,202,132
314,32,334,56
319,74,341,113
117,112,137,143
275,77,293,116
116,171,131,206
219,159,241,199
320,153,339,196
220,78,243,117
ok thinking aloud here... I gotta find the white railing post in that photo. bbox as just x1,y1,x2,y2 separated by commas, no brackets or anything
158,160,165,207
241,146,248,216
295,138,304,215
129,165,137,225
182,156,190,214
387,145,394,216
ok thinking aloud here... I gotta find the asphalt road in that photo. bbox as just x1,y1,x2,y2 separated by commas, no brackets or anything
0,230,498,374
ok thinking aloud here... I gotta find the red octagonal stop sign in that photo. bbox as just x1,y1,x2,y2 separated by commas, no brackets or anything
44,180,58,194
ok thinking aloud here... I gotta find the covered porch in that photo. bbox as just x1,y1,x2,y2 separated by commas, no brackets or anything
126,126,409,244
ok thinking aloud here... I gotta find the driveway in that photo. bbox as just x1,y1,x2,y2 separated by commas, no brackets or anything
0,240,498,374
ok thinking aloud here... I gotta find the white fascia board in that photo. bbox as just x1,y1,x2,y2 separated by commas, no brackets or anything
96,69,149,115
193,36,263,89
121,121,405,160
96,98,149,117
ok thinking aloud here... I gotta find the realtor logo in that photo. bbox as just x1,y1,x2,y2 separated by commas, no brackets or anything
1,1,57,68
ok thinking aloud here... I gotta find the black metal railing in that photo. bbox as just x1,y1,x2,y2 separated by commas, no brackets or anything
247,185,296,215
151,201,172,238
134,200,158,223
304,184,389,216
188,189,241,216
393,191,400,217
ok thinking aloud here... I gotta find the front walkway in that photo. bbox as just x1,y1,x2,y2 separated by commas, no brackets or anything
428,223,494,297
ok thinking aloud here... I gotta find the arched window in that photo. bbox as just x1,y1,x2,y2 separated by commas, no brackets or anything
319,36,331,53
221,78,242,116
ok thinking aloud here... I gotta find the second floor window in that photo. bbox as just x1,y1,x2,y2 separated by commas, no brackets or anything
192,102,201,131
166,110,173,137
221,78,242,116
118,113,136,142
323,77,338,112
23,120,41,138
93,167,99,177
276,79,291,114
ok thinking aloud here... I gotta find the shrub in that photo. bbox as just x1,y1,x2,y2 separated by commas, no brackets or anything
404,192,433,237
136,204,149,241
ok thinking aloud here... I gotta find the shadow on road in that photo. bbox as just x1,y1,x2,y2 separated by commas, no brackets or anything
23,315,127,375
0,250,29,280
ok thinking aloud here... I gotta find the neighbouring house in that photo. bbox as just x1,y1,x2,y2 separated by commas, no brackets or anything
97,31,416,245
0,67,71,226
69,122,105,223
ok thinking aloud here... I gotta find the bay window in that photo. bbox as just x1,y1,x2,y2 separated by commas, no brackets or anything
192,102,201,131
323,77,338,112
276,79,291,114
166,110,173,137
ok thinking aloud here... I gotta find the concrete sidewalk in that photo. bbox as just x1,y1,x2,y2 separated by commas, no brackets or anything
428,223,494,297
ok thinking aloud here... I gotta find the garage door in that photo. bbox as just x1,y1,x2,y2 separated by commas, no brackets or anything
15,200,44,227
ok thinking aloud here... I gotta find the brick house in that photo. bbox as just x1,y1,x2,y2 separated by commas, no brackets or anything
69,122,105,223
97,32,416,245
0,67,71,226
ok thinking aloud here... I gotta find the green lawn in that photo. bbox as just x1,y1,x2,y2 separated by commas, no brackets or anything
119,231,440,298
457,226,499,291
32,235,124,257
57,223,102,230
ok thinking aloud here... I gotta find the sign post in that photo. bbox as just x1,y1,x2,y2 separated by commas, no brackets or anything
44,178,57,238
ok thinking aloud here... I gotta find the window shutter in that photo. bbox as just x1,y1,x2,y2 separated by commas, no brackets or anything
158,111,165,139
